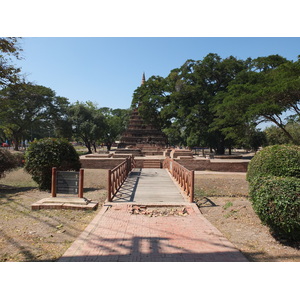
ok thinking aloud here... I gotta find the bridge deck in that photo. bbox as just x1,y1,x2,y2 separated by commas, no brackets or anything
113,168,187,203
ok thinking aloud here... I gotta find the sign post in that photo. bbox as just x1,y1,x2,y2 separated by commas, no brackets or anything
51,168,84,198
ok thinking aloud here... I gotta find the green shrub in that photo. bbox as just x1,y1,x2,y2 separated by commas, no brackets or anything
12,152,25,167
0,148,18,178
24,138,81,191
250,176,300,241
247,144,300,182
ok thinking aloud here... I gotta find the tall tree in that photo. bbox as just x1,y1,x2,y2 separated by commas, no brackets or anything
0,82,70,150
213,55,298,144
265,120,300,146
132,75,169,129
0,37,22,87
264,57,300,120
133,54,248,154
99,107,130,151
68,102,106,153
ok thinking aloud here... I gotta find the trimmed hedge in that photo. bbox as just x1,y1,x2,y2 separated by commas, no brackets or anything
247,144,300,241
0,148,18,178
24,138,81,191
247,144,300,182
249,176,300,240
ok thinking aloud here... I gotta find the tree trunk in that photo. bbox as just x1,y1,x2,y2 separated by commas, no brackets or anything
216,146,225,155
12,136,19,151
265,115,297,144
215,140,225,155
92,143,97,153
85,141,92,154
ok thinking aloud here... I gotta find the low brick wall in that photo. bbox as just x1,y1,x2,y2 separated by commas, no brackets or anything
80,158,125,169
176,159,248,172
80,157,249,172
209,161,248,172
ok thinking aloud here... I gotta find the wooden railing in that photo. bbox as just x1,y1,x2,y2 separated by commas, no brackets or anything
163,157,194,203
107,156,135,202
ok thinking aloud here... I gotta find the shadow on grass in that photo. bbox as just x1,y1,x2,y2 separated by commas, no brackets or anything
0,185,38,201
270,232,300,250
0,229,37,262
0,195,101,262
243,250,300,262
83,187,104,193
194,197,219,207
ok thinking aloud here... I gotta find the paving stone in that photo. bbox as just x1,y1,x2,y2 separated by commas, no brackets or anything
59,203,248,262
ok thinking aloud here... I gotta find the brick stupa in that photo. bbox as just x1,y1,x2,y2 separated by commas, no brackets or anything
117,73,167,156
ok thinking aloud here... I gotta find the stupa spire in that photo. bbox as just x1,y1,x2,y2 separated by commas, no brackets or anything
141,72,146,85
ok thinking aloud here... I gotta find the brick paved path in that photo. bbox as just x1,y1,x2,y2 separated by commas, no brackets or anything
59,203,248,262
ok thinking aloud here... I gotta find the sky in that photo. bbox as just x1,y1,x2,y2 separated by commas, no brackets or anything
3,0,300,113
13,37,300,112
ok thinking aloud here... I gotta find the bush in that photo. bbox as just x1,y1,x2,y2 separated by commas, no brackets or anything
250,176,300,240
24,138,81,191
12,152,25,167
0,148,18,178
247,145,300,241
247,144,300,182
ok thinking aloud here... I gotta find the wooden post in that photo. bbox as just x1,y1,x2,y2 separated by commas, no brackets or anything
190,170,194,203
51,167,57,197
108,169,112,202
78,168,84,198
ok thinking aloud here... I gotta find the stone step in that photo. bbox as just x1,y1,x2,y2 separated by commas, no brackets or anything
142,151,164,156
143,160,162,168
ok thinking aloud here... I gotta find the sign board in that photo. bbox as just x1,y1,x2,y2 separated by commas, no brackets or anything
56,171,79,194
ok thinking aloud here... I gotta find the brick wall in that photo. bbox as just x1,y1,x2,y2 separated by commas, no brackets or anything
80,158,125,169
175,159,248,172
80,157,249,172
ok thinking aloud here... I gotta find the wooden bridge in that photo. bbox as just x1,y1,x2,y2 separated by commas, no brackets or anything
107,157,194,203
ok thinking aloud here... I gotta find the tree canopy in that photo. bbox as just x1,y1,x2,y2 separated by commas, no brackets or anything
67,101,107,153
132,53,300,153
0,82,70,150
0,38,22,87
99,107,130,151
1,48,299,153
213,55,300,145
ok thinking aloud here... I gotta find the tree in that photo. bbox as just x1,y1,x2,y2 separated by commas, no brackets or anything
99,107,130,151
0,37,22,87
214,55,298,144
132,75,169,130
68,102,106,153
264,57,300,122
132,54,300,153
0,82,70,150
133,54,248,154
265,121,300,145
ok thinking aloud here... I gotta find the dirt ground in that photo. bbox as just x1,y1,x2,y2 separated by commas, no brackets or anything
0,168,107,262
194,172,300,262
1,168,300,262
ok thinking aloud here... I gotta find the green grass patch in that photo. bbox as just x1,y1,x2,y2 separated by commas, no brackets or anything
223,201,233,210
0,168,38,188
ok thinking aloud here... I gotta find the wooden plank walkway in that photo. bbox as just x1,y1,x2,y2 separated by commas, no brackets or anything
112,168,187,203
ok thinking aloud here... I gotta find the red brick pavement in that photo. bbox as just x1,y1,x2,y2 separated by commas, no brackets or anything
59,203,248,262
